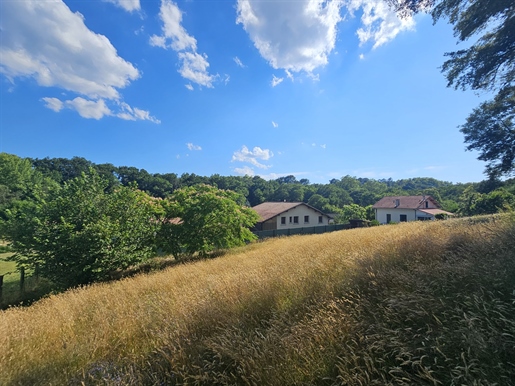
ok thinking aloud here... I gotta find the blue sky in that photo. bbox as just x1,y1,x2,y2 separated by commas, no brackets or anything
0,0,490,183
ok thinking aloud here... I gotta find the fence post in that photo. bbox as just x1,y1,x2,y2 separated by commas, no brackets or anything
20,267,25,294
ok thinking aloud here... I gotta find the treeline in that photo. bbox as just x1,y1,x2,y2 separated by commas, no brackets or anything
12,154,515,217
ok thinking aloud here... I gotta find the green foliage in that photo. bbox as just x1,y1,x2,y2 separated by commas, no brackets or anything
2,170,160,289
159,185,259,257
336,203,368,223
0,153,57,221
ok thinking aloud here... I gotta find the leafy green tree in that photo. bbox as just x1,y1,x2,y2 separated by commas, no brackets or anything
336,204,368,223
159,185,259,257
390,0,515,177
2,170,161,289
0,153,57,221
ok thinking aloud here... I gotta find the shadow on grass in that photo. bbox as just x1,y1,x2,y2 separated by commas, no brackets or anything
1,249,229,310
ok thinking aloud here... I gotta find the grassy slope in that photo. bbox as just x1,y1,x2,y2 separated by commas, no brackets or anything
1,216,515,385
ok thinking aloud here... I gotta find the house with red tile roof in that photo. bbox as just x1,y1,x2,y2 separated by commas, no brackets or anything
252,202,332,231
372,195,454,224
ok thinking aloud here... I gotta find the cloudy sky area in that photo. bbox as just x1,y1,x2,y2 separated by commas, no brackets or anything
0,0,489,183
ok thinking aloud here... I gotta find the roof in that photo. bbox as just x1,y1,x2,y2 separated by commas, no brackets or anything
372,195,441,210
252,202,329,223
418,209,454,216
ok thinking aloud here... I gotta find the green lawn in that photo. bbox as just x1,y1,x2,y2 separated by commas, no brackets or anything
0,253,16,282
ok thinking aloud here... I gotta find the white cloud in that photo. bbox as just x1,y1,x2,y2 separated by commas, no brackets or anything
178,52,216,88
359,53,365,60
347,0,415,48
41,97,159,123
42,97,64,112
232,145,273,169
151,0,216,88
187,143,202,151
1,0,159,122
272,121,278,128
0,0,139,100
65,98,112,120
236,0,343,73
234,57,245,68
116,102,161,123
103,0,140,12
234,166,255,176
236,0,415,74
321,144,327,149
185,84,194,91
271,75,283,87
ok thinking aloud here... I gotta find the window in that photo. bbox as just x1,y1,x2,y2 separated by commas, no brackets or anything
304,215,309,223
281,216,286,225
318,216,323,224
400,214,407,222
386,214,391,224
289,216,292,223
293,216,299,224
425,201,429,208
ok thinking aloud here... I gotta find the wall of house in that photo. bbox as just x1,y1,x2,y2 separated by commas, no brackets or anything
376,208,417,224
275,205,330,229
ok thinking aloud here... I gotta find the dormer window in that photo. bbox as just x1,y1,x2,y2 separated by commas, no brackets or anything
425,201,429,208
395,199,400,207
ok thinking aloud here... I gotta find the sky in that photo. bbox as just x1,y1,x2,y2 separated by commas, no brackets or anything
0,0,492,184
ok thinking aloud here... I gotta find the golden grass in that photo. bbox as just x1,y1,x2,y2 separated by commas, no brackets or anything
1,216,514,385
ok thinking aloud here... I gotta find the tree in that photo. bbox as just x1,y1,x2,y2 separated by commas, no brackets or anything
389,0,515,177
159,185,259,257
336,204,368,223
2,170,161,289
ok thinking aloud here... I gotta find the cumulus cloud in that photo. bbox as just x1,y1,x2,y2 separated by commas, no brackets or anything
187,143,202,151
42,97,64,112
347,0,415,48
103,0,140,12
41,97,160,122
236,0,343,73
150,0,216,88
236,0,415,74
234,166,255,176
232,145,273,169
178,52,215,87
0,0,139,100
1,0,159,122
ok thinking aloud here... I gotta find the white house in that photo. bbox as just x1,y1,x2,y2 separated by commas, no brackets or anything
372,195,453,224
252,202,332,231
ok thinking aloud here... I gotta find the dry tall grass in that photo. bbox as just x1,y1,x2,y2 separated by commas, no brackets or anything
1,216,514,385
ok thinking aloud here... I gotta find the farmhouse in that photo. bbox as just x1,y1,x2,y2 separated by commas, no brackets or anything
372,195,453,224
252,202,332,231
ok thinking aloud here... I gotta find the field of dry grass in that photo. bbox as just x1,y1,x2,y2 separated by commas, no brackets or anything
1,215,514,385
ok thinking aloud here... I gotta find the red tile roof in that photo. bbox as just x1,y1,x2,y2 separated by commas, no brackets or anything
252,202,330,222
372,195,441,209
252,202,304,222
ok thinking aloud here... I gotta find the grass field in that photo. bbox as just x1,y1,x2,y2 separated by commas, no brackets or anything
1,215,514,385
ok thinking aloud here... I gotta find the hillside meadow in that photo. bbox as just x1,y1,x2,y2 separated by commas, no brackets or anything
1,216,515,385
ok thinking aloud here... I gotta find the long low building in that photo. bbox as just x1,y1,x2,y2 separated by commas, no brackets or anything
372,195,454,224
252,202,332,231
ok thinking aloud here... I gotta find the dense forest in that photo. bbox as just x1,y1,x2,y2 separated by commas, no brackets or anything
2,152,514,221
